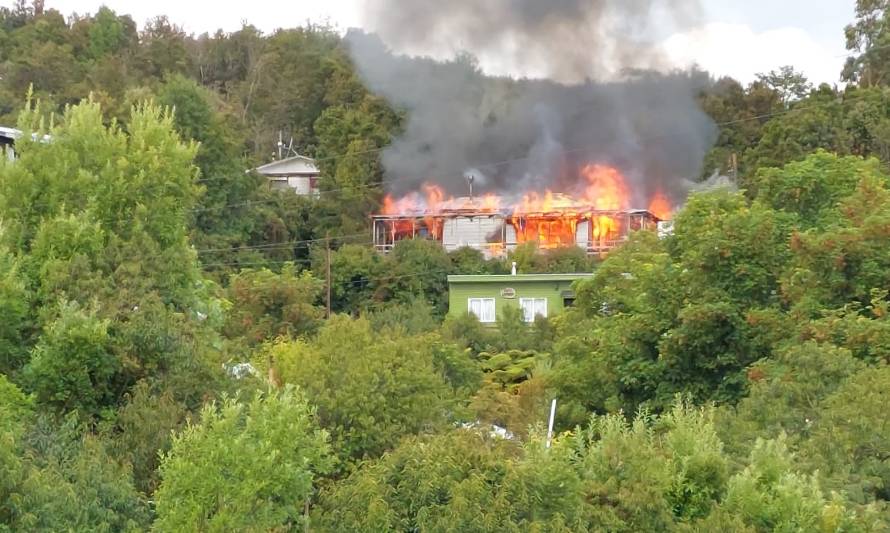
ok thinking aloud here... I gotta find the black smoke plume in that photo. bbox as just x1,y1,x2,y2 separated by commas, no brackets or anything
348,0,716,207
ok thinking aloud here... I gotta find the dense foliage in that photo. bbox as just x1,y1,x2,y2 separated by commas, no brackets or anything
3,1,890,530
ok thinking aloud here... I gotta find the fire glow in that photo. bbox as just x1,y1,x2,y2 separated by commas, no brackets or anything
377,164,670,254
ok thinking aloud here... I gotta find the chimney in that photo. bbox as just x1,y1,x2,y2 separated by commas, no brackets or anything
511,261,517,276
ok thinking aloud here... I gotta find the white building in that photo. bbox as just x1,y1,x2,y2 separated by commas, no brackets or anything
0,126,20,161
255,155,321,196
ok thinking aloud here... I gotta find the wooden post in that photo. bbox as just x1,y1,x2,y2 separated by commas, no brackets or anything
546,398,557,449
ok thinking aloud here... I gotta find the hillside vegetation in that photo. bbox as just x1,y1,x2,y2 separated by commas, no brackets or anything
3,2,890,531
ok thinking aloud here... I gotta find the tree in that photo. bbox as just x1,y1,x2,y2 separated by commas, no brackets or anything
784,172,890,313
844,0,890,86
3,413,150,532
2,98,203,309
671,189,792,307
257,316,454,465
312,96,399,236
799,289,890,364
138,16,191,79
153,386,332,532
657,299,759,404
841,87,890,164
384,238,453,315
552,189,797,417
156,74,260,249
698,76,786,178
718,436,863,532
552,232,679,421
578,402,727,530
22,302,117,417
368,297,440,336
0,97,229,416
319,244,385,314
85,6,135,60
0,245,29,374
742,87,849,174
805,366,890,503
753,151,883,229
223,264,324,349
718,342,865,461
240,26,343,155
314,430,525,532
755,66,812,107
0,373,30,528
449,246,500,275
104,381,188,495
316,400,741,532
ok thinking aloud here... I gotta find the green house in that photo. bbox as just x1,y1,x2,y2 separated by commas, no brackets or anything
447,273,594,324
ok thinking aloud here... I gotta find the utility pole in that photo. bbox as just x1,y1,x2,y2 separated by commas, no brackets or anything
325,237,332,319
730,152,739,182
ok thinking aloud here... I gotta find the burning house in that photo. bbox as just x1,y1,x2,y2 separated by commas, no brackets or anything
351,2,717,257
373,164,671,257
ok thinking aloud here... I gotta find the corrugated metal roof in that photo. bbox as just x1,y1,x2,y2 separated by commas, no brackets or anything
0,126,21,141
448,273,594,283
255,155,319,175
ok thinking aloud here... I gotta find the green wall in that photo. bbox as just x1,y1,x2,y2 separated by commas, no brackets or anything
447,274,592,323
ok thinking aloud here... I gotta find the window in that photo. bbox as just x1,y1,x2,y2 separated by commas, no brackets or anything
520,298,548,323
468,298,496,323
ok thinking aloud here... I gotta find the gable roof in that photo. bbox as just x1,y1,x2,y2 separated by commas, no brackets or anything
0,126,51,145
255,155,319,176
0,126,21,142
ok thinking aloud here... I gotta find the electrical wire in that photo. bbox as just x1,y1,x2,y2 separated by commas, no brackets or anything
199,256,456,290
199,258,315,269
194,233,371,255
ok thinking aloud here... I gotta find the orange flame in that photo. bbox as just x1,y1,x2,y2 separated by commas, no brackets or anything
582,164,629,210
591,214,617,249
481,193,501,212
648,191,672,220
378,164,668,253
422,184,446,239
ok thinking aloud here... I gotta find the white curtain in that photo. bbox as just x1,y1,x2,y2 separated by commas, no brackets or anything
469,299,495,322
520,298,547,322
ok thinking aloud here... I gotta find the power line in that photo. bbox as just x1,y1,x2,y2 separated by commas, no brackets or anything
194,233,371,255
199,256,455,290
339,267,454,288
200,258,314,269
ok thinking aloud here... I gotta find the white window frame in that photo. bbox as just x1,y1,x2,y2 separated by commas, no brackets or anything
519,298,548,323
468,298,496,323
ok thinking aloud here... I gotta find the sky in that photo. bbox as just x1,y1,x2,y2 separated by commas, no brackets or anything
11,0,857,86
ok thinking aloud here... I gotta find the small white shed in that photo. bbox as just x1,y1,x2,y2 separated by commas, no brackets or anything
0,126,21,161
255,155,321,196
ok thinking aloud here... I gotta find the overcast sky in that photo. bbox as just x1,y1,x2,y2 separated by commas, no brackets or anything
11,0,857,85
